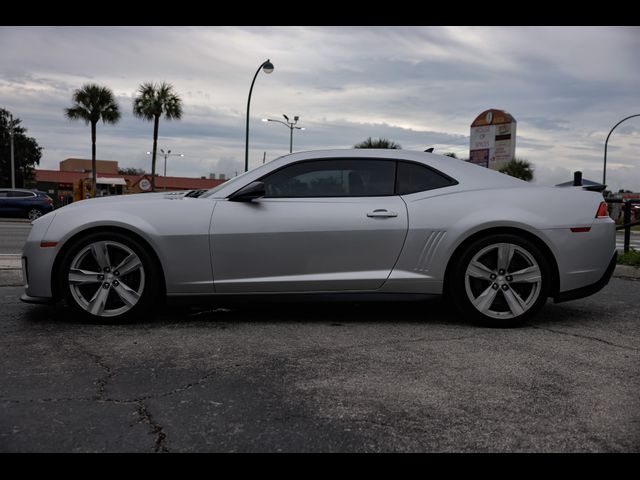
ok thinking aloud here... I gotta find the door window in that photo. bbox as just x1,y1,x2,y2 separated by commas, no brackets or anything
261,159,396,198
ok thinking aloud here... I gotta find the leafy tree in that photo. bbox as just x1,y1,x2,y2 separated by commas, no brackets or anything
133,82,183,192
498,158,534,182
65,84,121,198
0,108,42,188
118,167,147,175
354,137,401,149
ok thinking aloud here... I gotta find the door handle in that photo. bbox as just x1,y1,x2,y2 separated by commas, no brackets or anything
367,209,398,218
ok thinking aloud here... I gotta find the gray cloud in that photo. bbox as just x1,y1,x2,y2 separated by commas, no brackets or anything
0,26,639,190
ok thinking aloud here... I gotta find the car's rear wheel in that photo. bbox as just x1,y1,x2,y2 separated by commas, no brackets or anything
58,231,161,322
27,208,43,220
449,234,550,327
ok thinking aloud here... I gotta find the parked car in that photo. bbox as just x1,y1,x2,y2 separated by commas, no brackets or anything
20,150,616,327
0,188,55,220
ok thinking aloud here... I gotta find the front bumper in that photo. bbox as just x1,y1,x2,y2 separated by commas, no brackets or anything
20,293,58,305
554,251,617,303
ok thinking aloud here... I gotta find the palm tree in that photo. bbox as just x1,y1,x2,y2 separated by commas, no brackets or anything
498,158,534,182
354,137,402,149
65,84,121,198
133,82,183,192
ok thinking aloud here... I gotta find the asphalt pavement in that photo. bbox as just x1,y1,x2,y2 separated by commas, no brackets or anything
0,277,638,452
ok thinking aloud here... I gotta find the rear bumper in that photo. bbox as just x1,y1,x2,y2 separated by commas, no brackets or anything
554,251,617,303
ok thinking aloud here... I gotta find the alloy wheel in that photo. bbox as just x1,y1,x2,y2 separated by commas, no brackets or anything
464,242,542,319
28,208,42,220
68,240,145,317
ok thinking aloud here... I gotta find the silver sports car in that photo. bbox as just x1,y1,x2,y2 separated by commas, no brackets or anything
21,149,616,327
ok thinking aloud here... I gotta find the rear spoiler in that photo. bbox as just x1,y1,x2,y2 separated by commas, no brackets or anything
554,171,607,192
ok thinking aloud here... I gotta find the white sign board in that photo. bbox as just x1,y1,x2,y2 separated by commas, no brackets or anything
469,109,517,170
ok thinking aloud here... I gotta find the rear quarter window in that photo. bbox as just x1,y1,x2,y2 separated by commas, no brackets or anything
396,161,456,195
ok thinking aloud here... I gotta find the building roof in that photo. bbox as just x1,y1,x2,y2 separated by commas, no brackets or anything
34,169,225,190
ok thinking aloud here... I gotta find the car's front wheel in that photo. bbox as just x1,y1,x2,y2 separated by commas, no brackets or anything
449,234,551,327
58,231,162,322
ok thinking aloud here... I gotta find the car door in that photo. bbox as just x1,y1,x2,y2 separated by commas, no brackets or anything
8,190,35,216
210,158,408,293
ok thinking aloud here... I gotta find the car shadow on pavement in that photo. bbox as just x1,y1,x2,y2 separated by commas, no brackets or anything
20,295,476,328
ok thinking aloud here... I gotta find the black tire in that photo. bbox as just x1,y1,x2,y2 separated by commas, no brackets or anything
447,233,551,328
57,231,162,323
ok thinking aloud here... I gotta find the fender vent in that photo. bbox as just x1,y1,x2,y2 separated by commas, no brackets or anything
415,230,446,272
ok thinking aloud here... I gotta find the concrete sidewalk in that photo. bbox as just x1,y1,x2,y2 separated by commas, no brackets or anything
0,255,23,286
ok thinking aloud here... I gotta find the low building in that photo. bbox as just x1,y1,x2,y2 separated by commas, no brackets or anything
59,158,119,175
28,160,226,207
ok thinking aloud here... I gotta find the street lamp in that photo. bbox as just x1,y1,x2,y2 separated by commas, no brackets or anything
244,59,274,172
603,113,640,186
146,149,184,189
262,115,305,153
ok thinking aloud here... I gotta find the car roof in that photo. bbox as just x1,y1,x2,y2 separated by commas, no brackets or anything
206,149,528,198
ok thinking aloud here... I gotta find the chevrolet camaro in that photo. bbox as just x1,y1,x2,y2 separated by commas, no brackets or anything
20,149,617,327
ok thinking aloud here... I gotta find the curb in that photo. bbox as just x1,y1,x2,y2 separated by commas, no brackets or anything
0,218,32,224
0,270,22,287
614,264,640,279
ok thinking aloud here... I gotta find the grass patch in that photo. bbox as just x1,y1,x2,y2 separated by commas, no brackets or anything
617,249,640,267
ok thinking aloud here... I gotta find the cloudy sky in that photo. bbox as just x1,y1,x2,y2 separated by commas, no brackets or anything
1,26,639,190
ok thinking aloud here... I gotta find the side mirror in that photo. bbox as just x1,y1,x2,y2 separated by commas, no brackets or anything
228,181,266,202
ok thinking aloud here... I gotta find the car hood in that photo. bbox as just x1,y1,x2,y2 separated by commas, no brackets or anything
60,192,195,210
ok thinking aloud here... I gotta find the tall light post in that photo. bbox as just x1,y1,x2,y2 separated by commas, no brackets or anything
262,115,305,153
146,149,183,189
244,59,274,172
9,113,15,188
603,113,640,186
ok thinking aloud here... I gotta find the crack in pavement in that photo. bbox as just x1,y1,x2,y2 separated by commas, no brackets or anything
135,401,169,452
0,369,219,406
70,340,114,400
131,370,218,402
531,326,640,352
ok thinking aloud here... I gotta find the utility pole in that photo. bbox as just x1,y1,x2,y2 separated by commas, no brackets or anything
262,151,266,164
9,113,15,188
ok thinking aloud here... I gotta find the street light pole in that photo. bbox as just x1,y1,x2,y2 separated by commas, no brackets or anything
262,114,305,153
147,149,184,190
245,59,274,172
9,113,15,188
603,113,640,186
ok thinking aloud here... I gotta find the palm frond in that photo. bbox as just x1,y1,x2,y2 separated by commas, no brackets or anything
132,81,183,121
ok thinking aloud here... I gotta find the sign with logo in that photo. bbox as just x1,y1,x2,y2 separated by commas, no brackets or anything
139,178,152,191
469,109,517,170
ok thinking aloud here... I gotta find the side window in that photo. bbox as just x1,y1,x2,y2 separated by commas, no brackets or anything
396,161,456,195
8,191,34,198
0,191,8,198
261,159,396,198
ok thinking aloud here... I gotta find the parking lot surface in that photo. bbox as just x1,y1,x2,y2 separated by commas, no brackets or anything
1,277,638,452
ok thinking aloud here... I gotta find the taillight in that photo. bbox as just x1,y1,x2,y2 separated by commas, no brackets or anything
596,201,608,218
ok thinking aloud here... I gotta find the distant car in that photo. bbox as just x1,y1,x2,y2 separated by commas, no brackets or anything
20,150,616,327
0,188,54,220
